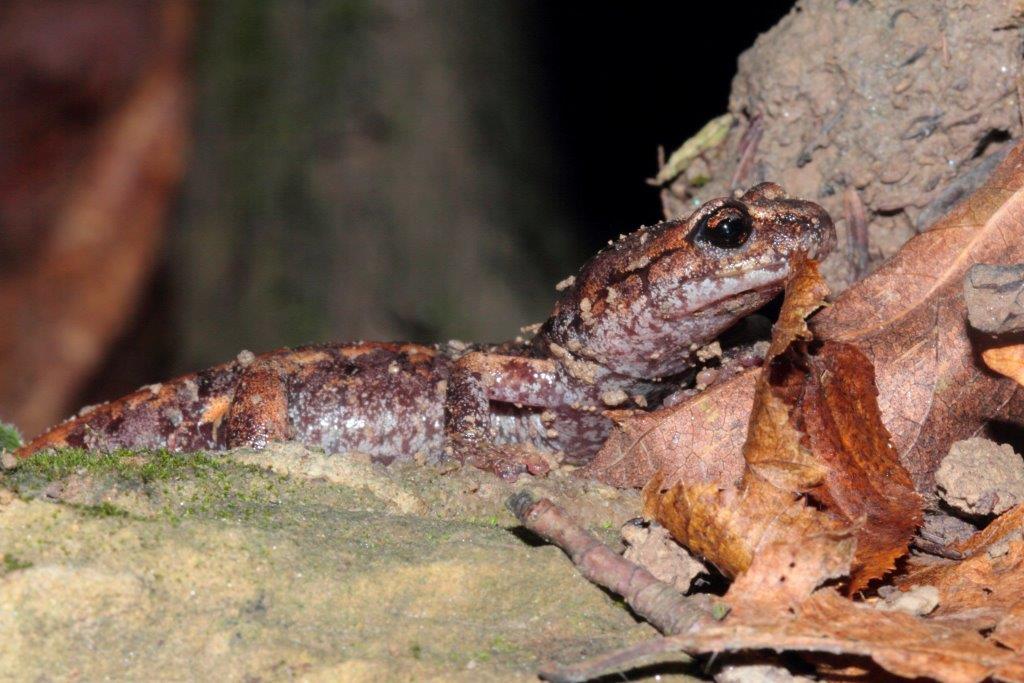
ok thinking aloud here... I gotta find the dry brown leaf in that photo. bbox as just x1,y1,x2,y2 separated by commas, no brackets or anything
995,602,1024,653
743,254,830,493
896,504,1024,632
643,475,851,582
641,500,1024,683
645,257,849,584
647,257,919,591
595,378,752,488
952,502,1024,556
588,140,1024,493
666,590,1021,683
724,530,855,616
798,342,922,591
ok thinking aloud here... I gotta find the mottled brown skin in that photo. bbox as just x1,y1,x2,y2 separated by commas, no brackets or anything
16,183,834,479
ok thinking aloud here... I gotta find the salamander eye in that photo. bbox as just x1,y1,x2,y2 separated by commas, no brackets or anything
693,203,753,249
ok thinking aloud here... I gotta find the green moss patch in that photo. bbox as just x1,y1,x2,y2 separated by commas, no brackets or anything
9,447,226,484
0,421,22,451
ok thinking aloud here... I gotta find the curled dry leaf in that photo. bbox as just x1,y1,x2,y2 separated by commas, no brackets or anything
654,509,1024,683
588,139,1024,494
646,256,920,592
796,342,922,591
644,474,853,585
742,255,830,493
664,589,1023,683
671,501,1024,683
687,502,1024,681
644,256,844,584
586,507,1024,683
983,344,1024,388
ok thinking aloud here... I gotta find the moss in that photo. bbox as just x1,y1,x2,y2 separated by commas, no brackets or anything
77,502,133,519
0,421,22,451
2,553,32,573
5,448,296,529
488,635,517,655
11,448,232,484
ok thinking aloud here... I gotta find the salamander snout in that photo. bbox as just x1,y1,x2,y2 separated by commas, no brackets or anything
793,200,835,262
741,183,836,263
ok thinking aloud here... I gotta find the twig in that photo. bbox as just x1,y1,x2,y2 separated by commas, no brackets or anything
843,187,869,280
912,530,966,560
507,491,708,636
731,114,763,190
537,636,689,683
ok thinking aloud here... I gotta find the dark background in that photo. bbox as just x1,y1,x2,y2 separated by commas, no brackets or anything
530,2,794,249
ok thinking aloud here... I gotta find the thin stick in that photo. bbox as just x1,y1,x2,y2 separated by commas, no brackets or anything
731,114,763,190
507,491,708,636
843,187,870,280
537,636,689,683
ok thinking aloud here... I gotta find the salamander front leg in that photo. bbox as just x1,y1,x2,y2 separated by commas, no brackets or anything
225,360,291,449
445,352,572,481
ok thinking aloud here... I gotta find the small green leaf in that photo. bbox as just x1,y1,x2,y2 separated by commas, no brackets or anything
0,421,22,452
654,113,734,185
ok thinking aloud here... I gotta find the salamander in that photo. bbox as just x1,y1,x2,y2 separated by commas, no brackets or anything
14,182,834,480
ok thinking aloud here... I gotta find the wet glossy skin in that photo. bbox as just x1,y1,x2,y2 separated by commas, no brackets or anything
16,183,834,479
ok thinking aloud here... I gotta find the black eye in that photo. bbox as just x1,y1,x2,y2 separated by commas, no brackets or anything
694,204,753,249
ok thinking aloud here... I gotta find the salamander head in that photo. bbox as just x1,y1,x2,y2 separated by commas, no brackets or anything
539,182,835,379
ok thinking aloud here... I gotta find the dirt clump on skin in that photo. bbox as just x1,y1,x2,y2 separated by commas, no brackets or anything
0,444,664,681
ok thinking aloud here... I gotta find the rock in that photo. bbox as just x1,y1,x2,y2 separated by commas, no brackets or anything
621,520,706,593
936,438,1024,516
964,264,1024,334
875,585,940,616
715,663,814,683
0,443,656,680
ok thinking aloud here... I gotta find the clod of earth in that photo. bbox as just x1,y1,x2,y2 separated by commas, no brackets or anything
964,263,1024,335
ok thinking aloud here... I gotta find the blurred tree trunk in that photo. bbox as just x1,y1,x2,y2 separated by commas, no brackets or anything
174,0,570,371
0,0,193,437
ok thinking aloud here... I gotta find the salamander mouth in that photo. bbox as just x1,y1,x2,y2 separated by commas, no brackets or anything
685,283,783,319
680,262,790,318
